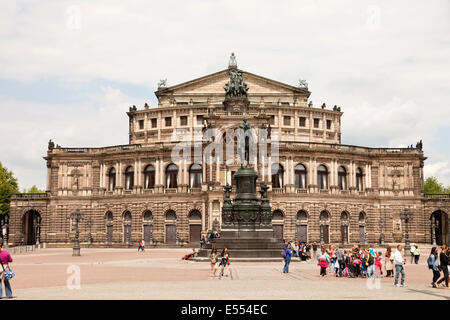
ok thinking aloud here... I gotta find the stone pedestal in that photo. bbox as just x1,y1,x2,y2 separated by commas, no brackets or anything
199,166,282,258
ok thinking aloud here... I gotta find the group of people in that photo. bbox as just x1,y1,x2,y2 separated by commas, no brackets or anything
208,247,230,279
281,241,449,289
200,231,221,249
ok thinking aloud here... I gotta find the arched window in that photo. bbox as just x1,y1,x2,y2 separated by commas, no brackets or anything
125,166,134,190
338,166,347,190
340,211,349,222
108,168,116,191
296,210,308,221
165,210,177,220
166,164,178,188
271,163,284,189
189,163,202,188
295,164,307,189
123,211,132,223
320,210,330,222
318,165,328,189
143,210,153,222
356,167,363,191
189,210,202,221
359,212,366,223
144,165,155,189
106,211,113,223
272,210,284,221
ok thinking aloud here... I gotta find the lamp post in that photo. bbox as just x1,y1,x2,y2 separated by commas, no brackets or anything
71,209,83,256
400,208,413,254
319,224,324,245
35,215,41,247
86,217,93,247
431,215,437,245
380,216,385,245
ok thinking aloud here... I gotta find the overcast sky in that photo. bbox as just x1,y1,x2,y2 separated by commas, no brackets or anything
0,0,449,190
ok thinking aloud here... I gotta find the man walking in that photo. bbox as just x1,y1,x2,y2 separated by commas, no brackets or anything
283,244,292,273
336,244,345,277
394,244,407,287
0,244,13,299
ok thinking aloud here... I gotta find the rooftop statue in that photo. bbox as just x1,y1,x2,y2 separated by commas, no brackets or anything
228,52,237,69
224,68,249,98
157,79,167,89
298,79,308,89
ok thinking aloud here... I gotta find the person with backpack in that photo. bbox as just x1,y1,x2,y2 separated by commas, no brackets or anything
367,248,376,278
317,248,330,277
0,243,13,299
282,243,292,273
428,247,440,288
436,245,449,289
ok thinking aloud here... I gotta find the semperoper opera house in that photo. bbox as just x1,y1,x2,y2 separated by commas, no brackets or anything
8,54,450,247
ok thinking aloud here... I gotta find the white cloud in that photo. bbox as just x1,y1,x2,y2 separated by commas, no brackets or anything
0,87,139,190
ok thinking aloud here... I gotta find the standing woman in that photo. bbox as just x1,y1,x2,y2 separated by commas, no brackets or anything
209,248,219,277
413,245,420,264
428,247,440,288
384,246,394,277
436,245,449,289
0,244,13,299
219,248,230,278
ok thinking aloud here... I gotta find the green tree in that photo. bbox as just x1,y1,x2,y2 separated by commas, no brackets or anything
424,176,450,194
0,162,19,217
22,185,45,193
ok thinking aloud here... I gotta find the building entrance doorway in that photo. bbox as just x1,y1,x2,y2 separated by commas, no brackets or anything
22,210,41,245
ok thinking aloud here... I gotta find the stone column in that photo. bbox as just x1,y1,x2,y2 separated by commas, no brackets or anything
268,156,272,183
216,156,220,185
155,158,160,187
208,201,213,230
202,201,206,233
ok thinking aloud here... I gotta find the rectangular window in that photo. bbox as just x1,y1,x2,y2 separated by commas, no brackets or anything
138,120,144,130
180,116,188,126
151,118,157,128
326,120,332,130
281,102,290,106
269,115,275,125
196,115,204,126
165,117,172,127
299,117,306,127
283,116,291,126
314,118,320,128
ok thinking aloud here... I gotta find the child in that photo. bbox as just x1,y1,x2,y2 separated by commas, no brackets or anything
375,251,383,277
317,249,330,277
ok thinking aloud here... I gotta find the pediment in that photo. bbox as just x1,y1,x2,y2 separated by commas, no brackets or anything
156,68,309,98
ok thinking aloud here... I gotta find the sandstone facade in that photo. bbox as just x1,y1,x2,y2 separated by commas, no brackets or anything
8,63,450,247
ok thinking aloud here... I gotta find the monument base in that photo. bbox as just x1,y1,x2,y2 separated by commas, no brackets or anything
198,228,283,258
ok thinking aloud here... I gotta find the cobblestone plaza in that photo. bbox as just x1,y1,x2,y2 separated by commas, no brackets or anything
6,248,449,300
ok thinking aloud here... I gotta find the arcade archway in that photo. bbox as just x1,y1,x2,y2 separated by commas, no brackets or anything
22,210,41,245
431,210,448,245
